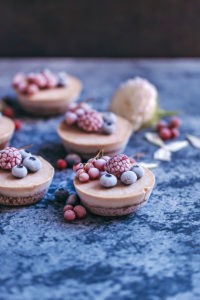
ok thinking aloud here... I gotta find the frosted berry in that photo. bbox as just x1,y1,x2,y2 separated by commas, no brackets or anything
19,149,31,160
56,159,67,170
171,128,179,139
79,103,91,112
17,81,28,93
77,110,103,132
121,171,137,185
0,147,22,170
64,210,76,221
63,204,73,212
100,173,117,188
159,127,172,140
78,172,89,183
12,165,28,179
26,84,39,95
14,120,21,131
65,112,78,125
156,120,167,132
76,108,85,116
130,165,144,179
54,188,69,201
84,162,94,172
23,156,42,172
103,112,117,124
57,72,68,87
101,121,115,135
102,156,110,162
12,72,25,88
3,107,14,118
169,117,181,129
66,194,79,206
34,73,47,88
88,167,100,180
76,169,85,178
67,103,78,112
93,159,106,171
73,162,84,172
104,154,131,178
74,205,87,219
65,153,81,168
43,70,58,88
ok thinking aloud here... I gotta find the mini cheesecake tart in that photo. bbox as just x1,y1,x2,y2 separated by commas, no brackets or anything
0,116,15,150
16,75,82,115
74,167,155,216
0,156,54,206
58,115,132,159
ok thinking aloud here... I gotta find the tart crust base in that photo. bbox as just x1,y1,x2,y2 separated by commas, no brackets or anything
0,189,47,206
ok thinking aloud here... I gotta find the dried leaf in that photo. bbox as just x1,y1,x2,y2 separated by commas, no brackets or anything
140,162,158,169
164,141,188,152
187,134,200,149
154,148,171,161
145,132,164,147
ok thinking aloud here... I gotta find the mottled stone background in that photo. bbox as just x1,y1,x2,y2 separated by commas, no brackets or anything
0,59,200,300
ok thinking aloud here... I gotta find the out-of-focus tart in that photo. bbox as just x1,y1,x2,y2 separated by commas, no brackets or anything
0,115,15,150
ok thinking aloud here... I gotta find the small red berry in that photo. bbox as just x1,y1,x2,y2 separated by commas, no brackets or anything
88,167,100,179
63,204,73,212
3,107,14,118
64,210,76,221
74,205,87,219
93,159,106,171
169,117,181,129
14,120,21,131
159,128,172,140
73,162,84,172
57,159,67,170
103,156,110,161
78,172,89,182
171,128,179,139
84,162,94,172
156,120,167,132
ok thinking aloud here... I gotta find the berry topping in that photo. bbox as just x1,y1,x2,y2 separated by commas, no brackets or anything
57,72,68,87
73,162,84,172
120,171,137,185
19,149,32,160
101,121,115,135
56,159,67,170
103,112,117,124
74,205,87,219
93,159,106,171
78,172,90,183
64,210,76,221
88,167,100,180
0,147,22,170
77,110,103,132
23,156,42,172
130,165,144,179
65,153,81,168
104,154,131,178
100,173,117,188
159,127,172,140
54,188,69,201
12,165,28,179
65,112,78,125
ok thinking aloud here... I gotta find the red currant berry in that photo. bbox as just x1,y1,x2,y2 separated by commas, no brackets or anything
169,117,181,129
171,128,179,139
74,205,87,219
93,159,106,171
88,167,100,179
3,107,14,118
73,162,84,172
84,162,94,172
14,120,21,131
78,172,89,183
64,210,76,221
159,128,172,140
63,204,73,212
57,159,67,170
156,120,167,132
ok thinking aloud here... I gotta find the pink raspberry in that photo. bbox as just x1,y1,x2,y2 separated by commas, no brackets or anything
77,110,103,132
104,154,131,178
12,73,25,88
26,84,39,95
0,147,22,170
43,70,58,88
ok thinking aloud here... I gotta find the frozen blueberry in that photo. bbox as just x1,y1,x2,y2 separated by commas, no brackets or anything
103,112,117,124
100,171,107,177
19,149,32,160
54,188,69,201
23,156,42,172
101,121,115,135
100,173,117,188
65,153,81,168
130,165,144,179
120,171,137,185
66,194,79,206
12,165,28,179
57,72,68,87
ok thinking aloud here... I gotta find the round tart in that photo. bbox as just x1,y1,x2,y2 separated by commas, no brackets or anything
0,156,54,206
74,167,155,216
58,115,132,159
16,75,82,115
0,116,15,150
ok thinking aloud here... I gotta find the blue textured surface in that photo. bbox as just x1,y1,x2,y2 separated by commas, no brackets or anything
0,59,200,300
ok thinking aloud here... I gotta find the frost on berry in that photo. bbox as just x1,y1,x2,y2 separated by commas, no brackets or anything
0,147,22,170
77,110,103,132
104,154,131,178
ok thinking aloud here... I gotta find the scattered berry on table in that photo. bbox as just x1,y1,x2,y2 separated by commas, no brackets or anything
169,117,181,129
64,210,76,221
101,121,115,135
156,120,167,132
171,128,179,139
88,167,100,180
78,172,90,183
65,153,81,168
73,162,84,172
0,147,22,170
74,205,87,219
77,110,103,132
100,173,117,188
159,127,172,141
3,107,14,118
63,204,73,212
23,156,42,172
54,188,69,201
65,112,78,125
120,170,137,185
66,194,80,206
19,149,32,160
56,159,67,170
93,159,106,171
104,154,131,178
130,165,144,179
12,165,28,179
103,112,117,124
14,120,21,131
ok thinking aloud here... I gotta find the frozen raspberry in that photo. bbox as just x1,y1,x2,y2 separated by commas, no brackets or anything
77,110,103,132
0,147,22,170
74,205,87,219
104,154,131,178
